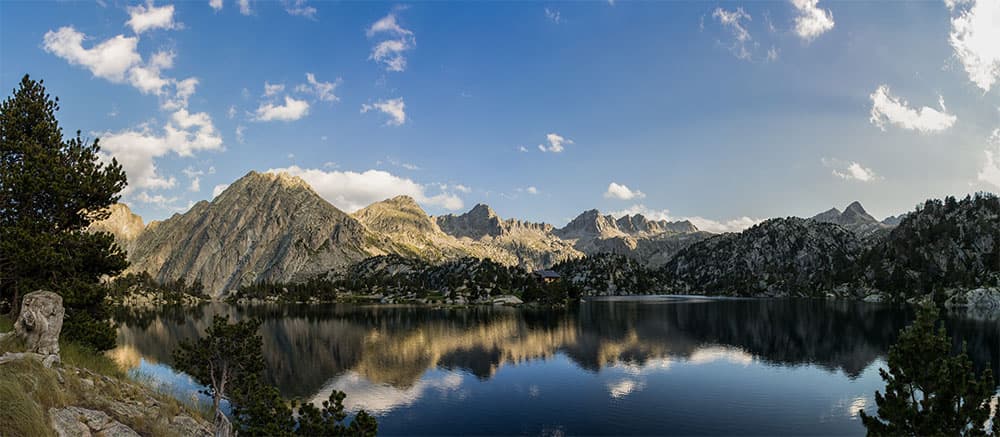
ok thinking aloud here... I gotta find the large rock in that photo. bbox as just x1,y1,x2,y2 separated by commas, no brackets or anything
15,290,64,356
49,407,140,437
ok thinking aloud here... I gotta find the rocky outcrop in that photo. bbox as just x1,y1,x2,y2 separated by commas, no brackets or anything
14,290,64,356
1,290,64,368
127,171,386,297
50,406,141,437
666,218,865,297
860,193,1000,298
88,204,145,254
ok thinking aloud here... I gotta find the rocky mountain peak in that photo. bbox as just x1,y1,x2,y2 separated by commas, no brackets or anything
87,203,145,253
127,170,377,297
435,203,507,239
355,195,438,235
557,209,623,239
810,201,886,237
811,208,842,222
468,203,499,218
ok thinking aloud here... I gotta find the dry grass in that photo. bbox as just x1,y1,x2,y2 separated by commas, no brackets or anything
60,341,125,379
0,358,64,437
0,312,215,436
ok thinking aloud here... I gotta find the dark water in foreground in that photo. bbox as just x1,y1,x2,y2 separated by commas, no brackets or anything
111,297,1000,435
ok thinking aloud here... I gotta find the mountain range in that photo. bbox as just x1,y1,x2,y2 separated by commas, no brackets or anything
91,170,909,297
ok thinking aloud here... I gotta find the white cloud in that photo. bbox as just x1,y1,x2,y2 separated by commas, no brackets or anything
869,85,956,133
264,81,285,97
237,0,251,15
296,73,340,102
134,191,180,207
979,129,1000,189
686,216,764,234
183,166,204,191
367,11,412,37
369,39,412,72
604,182,645,200
227,105,237,119
518,146,529,153
361,98,406,126
610,204,762,234
127,50,174,95
235,125,246,143
43,27,141,82
712,7,753,61
538,133,572,153
367,11,415,72
267,165,464,212
126,2,180,34
255,96,310,121
284,0,316,19
526,186,539,195
98,109,224,193
453,184,472,193
545,8,562,24
767,46,779,62
162,77,198,110
832,162,879,182
43,26,201,111
212,183,230,198
948,0,1000,92
790,0,835,42
209,0,223,11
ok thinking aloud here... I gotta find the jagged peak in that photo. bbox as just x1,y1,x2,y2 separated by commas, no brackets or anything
467,203,500,218
844,201,867,215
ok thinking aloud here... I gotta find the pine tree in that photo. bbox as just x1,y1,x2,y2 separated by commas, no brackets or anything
0,75,128,350
860,305,998,436
173,315,265,434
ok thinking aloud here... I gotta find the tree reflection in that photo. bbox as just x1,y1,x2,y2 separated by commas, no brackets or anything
112,299,999,401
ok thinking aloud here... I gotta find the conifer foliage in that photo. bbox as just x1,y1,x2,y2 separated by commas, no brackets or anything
0,75,128,350
860,305,999,436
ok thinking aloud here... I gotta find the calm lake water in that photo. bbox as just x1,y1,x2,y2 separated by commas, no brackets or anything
110,297,1000,435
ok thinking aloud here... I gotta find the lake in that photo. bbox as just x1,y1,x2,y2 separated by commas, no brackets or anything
110,297,1000,435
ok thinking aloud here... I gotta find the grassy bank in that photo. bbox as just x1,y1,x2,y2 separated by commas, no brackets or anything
0,314,211,436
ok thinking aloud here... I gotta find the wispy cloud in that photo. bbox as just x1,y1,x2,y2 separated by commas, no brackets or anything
361,98,406,126
790,0,834,42
869,85,956,133
538,133,572,153
712,7,753,61
367,10,415,72
255,96,310,121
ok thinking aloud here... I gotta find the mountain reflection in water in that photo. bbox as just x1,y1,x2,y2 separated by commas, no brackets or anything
112,297,1000,435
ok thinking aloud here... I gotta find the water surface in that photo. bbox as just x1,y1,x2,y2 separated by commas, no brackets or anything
111,297,1000,435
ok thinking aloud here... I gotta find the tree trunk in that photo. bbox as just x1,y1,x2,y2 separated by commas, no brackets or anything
214,409,232,437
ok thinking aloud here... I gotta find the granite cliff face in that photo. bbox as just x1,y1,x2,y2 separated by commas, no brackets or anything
88,203,145,254
127,171,385,297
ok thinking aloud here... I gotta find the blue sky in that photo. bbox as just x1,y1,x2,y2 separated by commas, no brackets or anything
2,0,998,231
